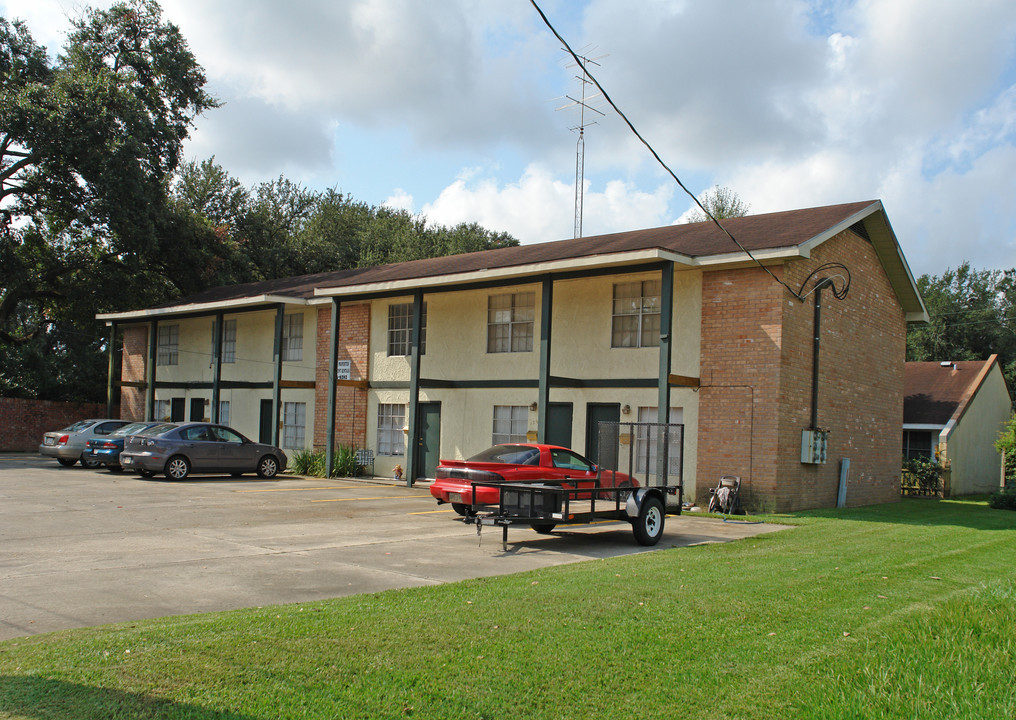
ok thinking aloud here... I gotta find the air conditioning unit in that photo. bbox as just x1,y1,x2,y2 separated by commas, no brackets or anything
801,429,829,464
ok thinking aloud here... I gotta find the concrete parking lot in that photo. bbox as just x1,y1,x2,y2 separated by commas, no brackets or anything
0,455,789,641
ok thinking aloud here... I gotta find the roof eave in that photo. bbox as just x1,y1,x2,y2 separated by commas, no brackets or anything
97,294,311,323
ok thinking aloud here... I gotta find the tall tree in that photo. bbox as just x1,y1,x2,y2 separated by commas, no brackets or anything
684,185,750,223
907,262,1016,389
0,0,216,399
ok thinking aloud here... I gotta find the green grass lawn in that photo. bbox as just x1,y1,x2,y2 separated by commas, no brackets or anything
1,498,1014,720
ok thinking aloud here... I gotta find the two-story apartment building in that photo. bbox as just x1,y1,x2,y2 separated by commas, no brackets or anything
99,200,927,511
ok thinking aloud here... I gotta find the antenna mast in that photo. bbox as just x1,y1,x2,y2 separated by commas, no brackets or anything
558,51,605,238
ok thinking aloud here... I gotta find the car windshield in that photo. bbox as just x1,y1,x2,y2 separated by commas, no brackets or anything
467,445,541,465
111,422,152,436
62,420,95,432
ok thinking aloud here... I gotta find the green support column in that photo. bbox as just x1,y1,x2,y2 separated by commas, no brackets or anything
272,304,285,447
146,321,157,422
326,299,340,478
405,290,423,487
657,261,675,484
106,321,117,418
537,276,553,443
211,312,224,423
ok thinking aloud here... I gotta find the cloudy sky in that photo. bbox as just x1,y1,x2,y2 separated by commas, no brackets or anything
4,0,1016,277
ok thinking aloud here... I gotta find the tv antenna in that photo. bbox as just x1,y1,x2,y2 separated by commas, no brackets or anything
557,49,606,238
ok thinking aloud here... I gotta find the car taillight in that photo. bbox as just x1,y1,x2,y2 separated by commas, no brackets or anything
58,435,69,445
101,442,117,449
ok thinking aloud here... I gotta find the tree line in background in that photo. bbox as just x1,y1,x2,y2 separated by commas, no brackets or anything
0,1,516,402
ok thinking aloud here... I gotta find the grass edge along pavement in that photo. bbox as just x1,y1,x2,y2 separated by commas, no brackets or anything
0,498,1014,720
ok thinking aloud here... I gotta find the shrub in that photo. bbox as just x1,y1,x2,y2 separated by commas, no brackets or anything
988,490,1016,511
901,457,944,496
289,446,361,478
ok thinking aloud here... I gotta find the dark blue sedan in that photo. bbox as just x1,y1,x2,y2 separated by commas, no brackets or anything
85,422,163,472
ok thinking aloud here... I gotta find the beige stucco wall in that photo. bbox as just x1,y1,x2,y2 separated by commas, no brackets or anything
942,364,1011,495
148,306,317,450
365,269,702,495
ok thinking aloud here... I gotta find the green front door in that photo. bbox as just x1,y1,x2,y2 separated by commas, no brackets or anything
415,402,441,480
546,402,573,448
585,403,620,467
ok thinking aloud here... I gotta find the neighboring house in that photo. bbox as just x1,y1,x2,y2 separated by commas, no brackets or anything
904,356,1012,496
98,200,927,512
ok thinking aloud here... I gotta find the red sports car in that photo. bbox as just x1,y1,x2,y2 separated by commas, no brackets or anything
430,443,636,514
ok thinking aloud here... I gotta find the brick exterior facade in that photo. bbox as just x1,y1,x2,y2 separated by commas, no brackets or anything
0,398,107,452
698,229,906,511
120,324,149,422
314,303,370,451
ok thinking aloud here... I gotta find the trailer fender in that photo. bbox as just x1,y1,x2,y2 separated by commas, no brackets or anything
625,488,660,519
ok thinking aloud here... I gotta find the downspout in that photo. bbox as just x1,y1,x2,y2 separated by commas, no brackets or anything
211,312,223,423
810,278,833,429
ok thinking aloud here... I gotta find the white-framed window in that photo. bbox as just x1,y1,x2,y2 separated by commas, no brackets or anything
611,280,661,348
492,405,529,445
210,319,237,364
282,402,306,449
377,404,406,456
154,399,171,422
487,292,534,353
282,313,303,361
218,401,230,426
635,407,683,476
387,302,427,356
157,324,179,366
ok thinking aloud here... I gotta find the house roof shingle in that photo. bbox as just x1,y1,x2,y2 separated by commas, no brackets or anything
904,358,996,425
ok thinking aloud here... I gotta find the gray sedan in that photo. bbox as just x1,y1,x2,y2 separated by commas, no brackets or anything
119,422,288,480
39,418,132,468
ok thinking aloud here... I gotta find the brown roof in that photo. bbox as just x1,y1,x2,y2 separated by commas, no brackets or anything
904,359,996,425
152,200,878,308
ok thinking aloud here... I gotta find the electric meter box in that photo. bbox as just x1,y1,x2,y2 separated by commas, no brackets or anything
801,429,829,464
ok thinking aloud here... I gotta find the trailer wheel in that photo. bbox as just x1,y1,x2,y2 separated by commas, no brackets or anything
632,495,665,546
530,522,556,534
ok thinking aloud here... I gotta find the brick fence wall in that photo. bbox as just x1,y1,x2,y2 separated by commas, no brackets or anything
0,398,111,452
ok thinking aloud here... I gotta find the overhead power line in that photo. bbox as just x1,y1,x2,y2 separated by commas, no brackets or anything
529,0,808,302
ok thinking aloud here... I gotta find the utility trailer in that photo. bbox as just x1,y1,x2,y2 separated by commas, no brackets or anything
462,479,682,549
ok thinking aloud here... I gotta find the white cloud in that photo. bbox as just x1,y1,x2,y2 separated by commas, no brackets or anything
419,164,673,243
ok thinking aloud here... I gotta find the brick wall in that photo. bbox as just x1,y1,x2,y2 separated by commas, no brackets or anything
0,398,108,452
314,303,370,451
698,229,905,511
120,324,148,421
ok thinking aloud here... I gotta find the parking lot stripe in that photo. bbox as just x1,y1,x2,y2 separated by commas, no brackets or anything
311,495,431,503
234,485,363,493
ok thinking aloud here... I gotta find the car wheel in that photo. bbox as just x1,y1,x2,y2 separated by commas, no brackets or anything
530,522,556,534
57,458,77,467
256,455,279,479
165,455,190,481
451,503,470,516
632,495,665,546
80,453,101,469
108,466,124,474
138,468,156,478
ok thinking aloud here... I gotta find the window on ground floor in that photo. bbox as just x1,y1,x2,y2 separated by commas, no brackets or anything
903,430,934,461
282,402,306,449
635,406,683,475
492,405,529,445
378,404,406,456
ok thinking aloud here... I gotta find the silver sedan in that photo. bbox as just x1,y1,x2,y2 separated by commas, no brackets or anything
39,419,132,468
119,422,288,480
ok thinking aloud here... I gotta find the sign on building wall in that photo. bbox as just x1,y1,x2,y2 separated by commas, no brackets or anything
336,360,351,381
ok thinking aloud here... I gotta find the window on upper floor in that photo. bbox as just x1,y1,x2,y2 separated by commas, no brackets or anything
487,292,534,353
282,313,303,362
210,319,237,364
388,302,427,356
612,280,660,348
492,405,529,445
157,324,179,366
